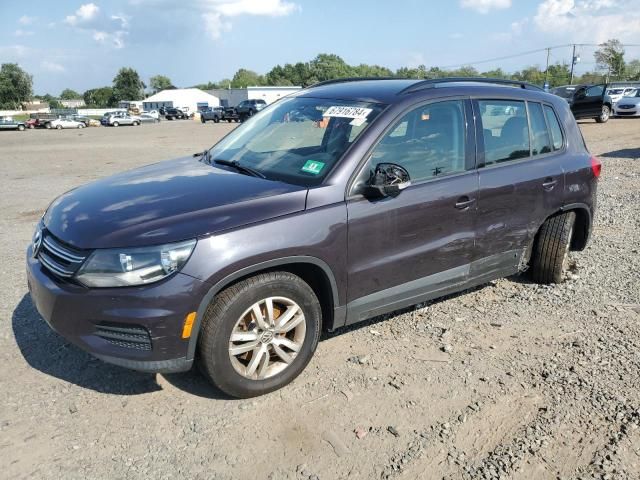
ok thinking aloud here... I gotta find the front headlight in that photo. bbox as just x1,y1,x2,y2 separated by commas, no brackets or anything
76,239,196,288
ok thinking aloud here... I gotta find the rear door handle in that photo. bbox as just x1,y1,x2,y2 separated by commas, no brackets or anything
542,178,558,190
455,196,476,210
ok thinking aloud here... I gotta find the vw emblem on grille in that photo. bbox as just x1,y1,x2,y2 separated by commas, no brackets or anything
32,229,42,258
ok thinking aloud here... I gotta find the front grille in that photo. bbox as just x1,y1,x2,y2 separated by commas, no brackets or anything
617,111,637,116
38,232,89,278
617,104,635,109
95,324,152,351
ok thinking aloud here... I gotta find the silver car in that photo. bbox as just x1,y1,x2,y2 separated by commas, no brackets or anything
606,87,637,105
613,89,640,117
106,114,141,127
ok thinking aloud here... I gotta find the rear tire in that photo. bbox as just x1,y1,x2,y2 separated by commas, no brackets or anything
595,105,610,123
113,122,119,127
197,272,321,398
530,211,576,284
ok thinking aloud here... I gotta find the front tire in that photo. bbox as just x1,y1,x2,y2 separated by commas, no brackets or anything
197,272,321,398
56,125,62,130
530,211,576,284
18,124,25,131
113,122,119,127
596,105,610,123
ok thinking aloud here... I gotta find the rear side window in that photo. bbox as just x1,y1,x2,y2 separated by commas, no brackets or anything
528,102,552,155
543,105,564,151
478,100,529,165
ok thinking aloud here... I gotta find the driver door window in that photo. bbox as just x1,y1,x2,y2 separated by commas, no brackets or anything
368,100,468,183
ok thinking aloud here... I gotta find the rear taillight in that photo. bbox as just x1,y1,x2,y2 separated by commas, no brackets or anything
591,156,602,179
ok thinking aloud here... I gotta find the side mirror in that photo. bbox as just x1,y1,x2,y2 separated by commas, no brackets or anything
364,163,411,198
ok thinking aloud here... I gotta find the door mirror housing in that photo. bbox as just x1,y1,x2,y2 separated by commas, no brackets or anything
364,163,411,198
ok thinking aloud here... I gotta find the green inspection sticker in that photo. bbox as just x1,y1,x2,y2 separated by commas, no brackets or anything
301,160,326,175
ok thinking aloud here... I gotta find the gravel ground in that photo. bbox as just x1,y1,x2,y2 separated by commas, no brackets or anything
0,118,638,480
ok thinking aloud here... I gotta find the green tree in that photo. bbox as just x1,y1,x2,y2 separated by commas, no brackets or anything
594,39,625,81
149,75,173,93
83,87,115,107
60,88,81,100
112,67,145,102
513,66,545,85
625,59,640,80
0,63,33,109
545,63,571,87
230,69,265,88
309,54,352,82
36,94,62,109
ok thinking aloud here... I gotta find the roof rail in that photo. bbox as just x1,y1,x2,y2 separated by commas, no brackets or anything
399,77,543,94
308,77,402,88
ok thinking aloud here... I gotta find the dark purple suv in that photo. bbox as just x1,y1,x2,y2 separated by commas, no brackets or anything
26,78,600,398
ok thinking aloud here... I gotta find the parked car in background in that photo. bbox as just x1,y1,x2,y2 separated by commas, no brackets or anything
69,114,92,127
100,111,126,126
613,89,640,117
26,113,58,129
104,113,141,127
221,106,241,123
49,117,86,129
27,78,601,398
606,87,637,105
143,110,160,120
164,107,189,120
201,106,225,123
552,84,612,123
138,114,160,124
235,99,267,120
0,116,27,131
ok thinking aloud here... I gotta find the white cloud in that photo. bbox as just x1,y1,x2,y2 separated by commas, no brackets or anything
212,0,299,17
41,61,65,73
14,29,35,37
64,3,129,48
18,15,36,25
0,45,30,58
65,3,100,26
460,0,511,14
492,17,529,41
534,0,640,43
202,12,232,39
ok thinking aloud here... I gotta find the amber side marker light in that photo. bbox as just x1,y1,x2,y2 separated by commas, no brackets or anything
182,312,196,339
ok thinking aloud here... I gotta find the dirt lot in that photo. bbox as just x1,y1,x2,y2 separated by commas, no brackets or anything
1,118,639,480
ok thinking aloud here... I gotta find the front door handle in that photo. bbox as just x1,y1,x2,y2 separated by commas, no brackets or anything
455,196,476,210
542,178,558,191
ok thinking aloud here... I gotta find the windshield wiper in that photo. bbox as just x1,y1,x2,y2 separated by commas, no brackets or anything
212,158,266,179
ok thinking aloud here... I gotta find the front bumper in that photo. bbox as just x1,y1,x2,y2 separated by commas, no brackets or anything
613,107,640,117
26,246,207,373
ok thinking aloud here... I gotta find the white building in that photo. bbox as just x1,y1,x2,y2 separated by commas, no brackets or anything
207,86,301,108
142,88,220,113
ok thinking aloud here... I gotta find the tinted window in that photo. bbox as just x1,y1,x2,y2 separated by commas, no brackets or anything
586,85,604,97
368,100,467,182
528,102,552,156
543,105,564,151
479,100,529,165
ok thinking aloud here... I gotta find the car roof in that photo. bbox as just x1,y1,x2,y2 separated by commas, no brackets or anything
297,78,548,104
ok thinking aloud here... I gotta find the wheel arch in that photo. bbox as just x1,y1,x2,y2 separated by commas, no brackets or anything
186,256,342,361
531,204,591,254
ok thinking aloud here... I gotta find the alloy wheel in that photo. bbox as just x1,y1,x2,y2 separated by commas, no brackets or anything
228,296,306,380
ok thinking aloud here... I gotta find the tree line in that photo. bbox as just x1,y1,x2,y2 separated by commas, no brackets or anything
1,39,639,110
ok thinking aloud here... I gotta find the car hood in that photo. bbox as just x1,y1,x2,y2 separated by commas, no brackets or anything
43,157,308,249
617,97,640,106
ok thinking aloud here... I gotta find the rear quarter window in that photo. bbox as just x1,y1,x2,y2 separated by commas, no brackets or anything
543,105,564,151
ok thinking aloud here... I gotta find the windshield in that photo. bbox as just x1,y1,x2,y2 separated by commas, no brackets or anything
607,89,623,95
207,96,385,186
